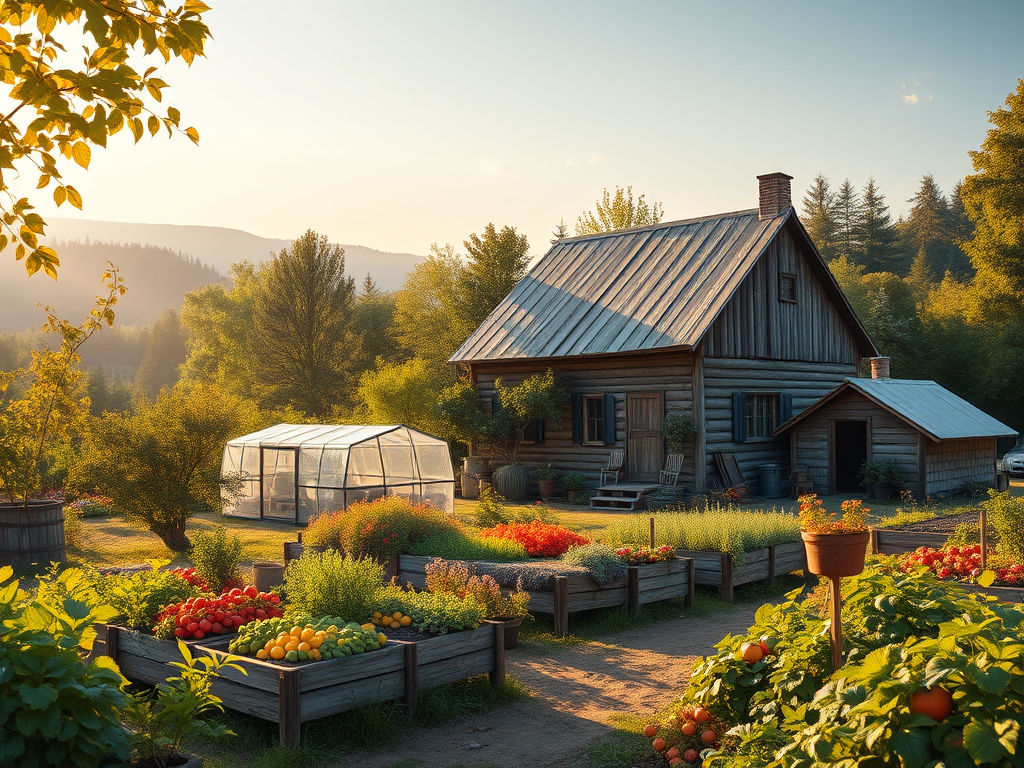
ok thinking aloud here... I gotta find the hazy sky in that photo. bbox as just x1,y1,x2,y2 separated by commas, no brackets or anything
34,1,1024,260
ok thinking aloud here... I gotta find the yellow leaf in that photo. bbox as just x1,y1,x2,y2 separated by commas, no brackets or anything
147,115,160,135
185,126,200,144
0,235,8,250
185,0,211,12
53,186,66,206
66,186,82,210
130,118,143,143
72,142,91,169
36,174,50,189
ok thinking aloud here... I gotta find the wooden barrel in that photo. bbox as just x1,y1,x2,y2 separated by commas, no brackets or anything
492,464,530,501
0,500,66,569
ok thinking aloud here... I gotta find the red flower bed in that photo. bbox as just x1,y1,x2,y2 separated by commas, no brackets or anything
616,545,676,565
899,545,1024,586
479,520,589,557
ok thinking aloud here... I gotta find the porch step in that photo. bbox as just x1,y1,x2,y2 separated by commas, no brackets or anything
588,495,647,512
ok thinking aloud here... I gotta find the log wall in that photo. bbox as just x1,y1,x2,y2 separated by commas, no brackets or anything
924,438,997,494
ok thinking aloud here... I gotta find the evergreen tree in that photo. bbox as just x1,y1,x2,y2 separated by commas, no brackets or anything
248,230,359,419
866,285,923,378
800,174,838,261
87,364,131,415
134,308,188,401
945,180,975,276
833,178,862,262
904,251,936,303
856,177,901,272
354,274,402,366
456,223,531,333
551,219,569,242
903,174,953,277
575,186,663,235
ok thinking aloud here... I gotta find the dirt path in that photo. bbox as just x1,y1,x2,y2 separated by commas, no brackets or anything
335,602,768,768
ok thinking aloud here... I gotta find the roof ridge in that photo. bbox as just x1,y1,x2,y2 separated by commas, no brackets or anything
553,207,765,245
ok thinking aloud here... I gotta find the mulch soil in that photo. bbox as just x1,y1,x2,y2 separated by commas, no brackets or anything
881,511,981,534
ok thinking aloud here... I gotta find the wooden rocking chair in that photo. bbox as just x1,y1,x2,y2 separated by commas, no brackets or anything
600,449,626,485
660,452,685,488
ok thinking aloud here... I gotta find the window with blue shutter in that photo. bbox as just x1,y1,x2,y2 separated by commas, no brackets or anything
602,393,616,445
732,392,746,443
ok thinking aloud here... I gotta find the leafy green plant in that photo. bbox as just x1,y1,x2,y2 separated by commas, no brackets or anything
121,640,244,768
858,457,905,489
423,558,531,619
284,550,384,622
338,496,458,561
93,562,197,630
560,544,626,586
562,472,585,491
661,412,696,452
531,463,557,481
984,489,1024,562
304,508,347,548
946,521,982,547
64,503,83,549
0,565,130,768
397,590,483,635
473,486,509,528
876,509,938,528
190,525,244,593
486,369,570,464
405,528,529,561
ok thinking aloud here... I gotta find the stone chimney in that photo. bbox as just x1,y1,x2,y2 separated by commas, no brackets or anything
757,172,793,219
870,356,891,380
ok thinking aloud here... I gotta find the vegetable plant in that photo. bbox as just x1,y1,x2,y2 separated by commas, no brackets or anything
95,562,198,631
984,490,1024,562
375,588,483,635
615,545,676,565
153,586,284,641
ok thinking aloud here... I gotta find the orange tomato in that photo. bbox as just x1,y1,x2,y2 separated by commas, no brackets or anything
270,646,285,660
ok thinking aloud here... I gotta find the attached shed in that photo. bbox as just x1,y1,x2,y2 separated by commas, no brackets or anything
775,378,1017,496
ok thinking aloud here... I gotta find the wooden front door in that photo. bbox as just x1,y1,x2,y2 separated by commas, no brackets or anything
627,393,664,481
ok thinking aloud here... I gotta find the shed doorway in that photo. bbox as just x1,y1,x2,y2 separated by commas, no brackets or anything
833,420,867,494
627,392,663,482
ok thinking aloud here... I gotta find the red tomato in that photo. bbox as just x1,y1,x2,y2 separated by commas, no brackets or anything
194,598,206,609
214,611,226,623
222,617,233,629
256,609,267,619
909,686,953,722
244,586,258,598
683,749,699,763
174,627,190,638
193,629,205,640
199,619,212,633
211,622,223,634
701,730,716,743
186,622,199,634
693,707,710,723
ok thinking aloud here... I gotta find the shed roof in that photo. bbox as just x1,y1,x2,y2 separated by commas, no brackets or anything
775,379,1018,441
225,423,447,449
450,207,875,363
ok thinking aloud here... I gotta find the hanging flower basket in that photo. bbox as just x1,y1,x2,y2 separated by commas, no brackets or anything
801,530,870,578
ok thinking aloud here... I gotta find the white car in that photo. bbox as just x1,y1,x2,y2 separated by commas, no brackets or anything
1000,446,1024,476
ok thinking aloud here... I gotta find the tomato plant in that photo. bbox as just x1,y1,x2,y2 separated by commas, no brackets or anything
154,587,283,640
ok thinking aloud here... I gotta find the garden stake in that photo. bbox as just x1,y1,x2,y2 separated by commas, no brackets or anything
649,517,655,548
980,508,987,571
828,575,843,671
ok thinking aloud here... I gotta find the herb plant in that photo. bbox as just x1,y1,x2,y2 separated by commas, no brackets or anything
190,525,244,593
284,550,384,623
94,562,197,630
560,544,626,585
423,558,530,618
473,486,509,528
405,528,530,561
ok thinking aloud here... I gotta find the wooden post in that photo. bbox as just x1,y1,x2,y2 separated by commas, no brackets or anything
552,576,569,637
686,558,696,608
720,553,734,603
298,531,303,544
105,624,120,663
278,668,301,749
980,508,988,571
828,576,843,671
489,621,505,686
626,566,641,619
402,641,418,718
869,527,878,556
649,517,655,548
767,545,776,587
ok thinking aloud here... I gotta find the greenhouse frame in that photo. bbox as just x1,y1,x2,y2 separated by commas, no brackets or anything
220,424,455,524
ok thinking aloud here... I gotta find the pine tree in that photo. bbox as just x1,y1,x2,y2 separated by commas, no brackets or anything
551,219,569,242
249,230,359,419
134,309,188,401
905,251,936,303
456,224,531,333
945,181,975,276
354,274,402,366
575,186,663,235
903,174,952,277
833,178,862,262
856,177,901,272
800,174,838,261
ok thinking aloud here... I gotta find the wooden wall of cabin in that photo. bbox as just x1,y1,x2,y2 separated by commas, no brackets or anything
787,390,922,495
473,355,694,492
924,438,996,494
703,227,862,364
702,358,857,494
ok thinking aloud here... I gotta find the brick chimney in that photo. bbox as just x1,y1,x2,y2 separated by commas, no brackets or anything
870,356,891,380
757,172,793,219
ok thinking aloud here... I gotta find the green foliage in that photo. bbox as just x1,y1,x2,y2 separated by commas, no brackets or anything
576,185,663,235
0,2,210,278
249,230,359,419
875,509,937,529
405,528,529,562
473,486,508,528
70,383,259,551
562,471,586,491
357,356,447,434
604,505,801,561
947,521,982,548
801,173,839,262
354,275,404,366
985,490,1024,562
423,558,530,619
122,640,243,768
661,413,696,452
0,269,123,502
859,456,905,488
337,496,458,561
284,551,384,623
456,223,531,333
532,463,557,481
134,308,188,401
0,565,130,768
94,562,197,631
303,508,347,548
560,544,626,586
491,369,570,463
190,525,244,593
63,503,83,549
393,243,469,368
378,587,483,635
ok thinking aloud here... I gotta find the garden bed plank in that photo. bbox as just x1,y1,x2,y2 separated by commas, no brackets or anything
415,623,497,665
418,647,496,688
676,543,806,602
871,528,950,555
299,671,405,721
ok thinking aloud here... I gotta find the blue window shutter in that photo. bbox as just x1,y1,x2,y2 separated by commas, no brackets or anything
570,394,582,445
732,392,746,443
535,418,546,444
602,393,616,445
780,393,793,424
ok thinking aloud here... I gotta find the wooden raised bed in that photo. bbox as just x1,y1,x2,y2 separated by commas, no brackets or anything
956,582,1024,604
397,554,695,638
870,527,950,555
103,620,507,748
676,541,806,602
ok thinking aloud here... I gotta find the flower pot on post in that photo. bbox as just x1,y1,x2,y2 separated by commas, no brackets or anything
801,531,870,579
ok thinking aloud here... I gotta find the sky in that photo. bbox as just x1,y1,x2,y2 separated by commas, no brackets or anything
29,0,1024,260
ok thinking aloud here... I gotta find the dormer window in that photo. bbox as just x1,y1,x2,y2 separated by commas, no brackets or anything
779,272,797,304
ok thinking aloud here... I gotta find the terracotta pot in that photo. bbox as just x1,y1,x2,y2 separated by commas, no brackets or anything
801,530,869,578
536,479,556,498
497,616,524,649
566,489,584,503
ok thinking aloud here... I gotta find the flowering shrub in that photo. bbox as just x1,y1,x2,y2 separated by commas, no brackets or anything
479,520,589,557
898,544,1024,586
615,545,676,565
798,494,868,533
304,508,347,548
68,494,119,517
423,558,530,618
338,496,458,561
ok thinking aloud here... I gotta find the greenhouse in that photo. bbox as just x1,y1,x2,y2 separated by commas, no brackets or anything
220,424,455,524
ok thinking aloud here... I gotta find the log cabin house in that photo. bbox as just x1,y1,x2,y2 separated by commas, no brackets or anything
450,172,883,495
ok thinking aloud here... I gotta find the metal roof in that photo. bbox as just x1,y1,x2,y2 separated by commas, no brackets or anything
450,207,872,363
225,424,448,448
775,379,1018,441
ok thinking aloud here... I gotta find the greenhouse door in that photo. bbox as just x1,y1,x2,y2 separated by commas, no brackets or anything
261,447,298,523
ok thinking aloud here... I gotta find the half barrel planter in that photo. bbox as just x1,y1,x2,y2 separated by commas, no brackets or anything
398,554,695,638
103,620,508,749
0,500,66,569
675,541,806,602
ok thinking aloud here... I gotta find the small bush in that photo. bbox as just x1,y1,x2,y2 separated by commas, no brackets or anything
858,457,904,488
90,563,197,630
985,489,1024,562
68,494,119,518
946,521,981,547
473,486,508,528
64,503,83,549
479,520,589,557
661,412,696,452
875,509,937,528
304,508,346,548
402,591,483,635
190,525,244,593
285,550,384,622
423,558,530,618
406,528,529,561
560,544,625,585
339,496,457,561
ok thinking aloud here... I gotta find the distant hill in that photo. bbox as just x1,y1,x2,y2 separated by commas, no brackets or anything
43,218,423,291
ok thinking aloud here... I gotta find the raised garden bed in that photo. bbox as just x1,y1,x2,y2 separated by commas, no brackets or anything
397,554,694,637
870,511,979,554
101,620,507,748
955,582,1024,604
675,542,806,602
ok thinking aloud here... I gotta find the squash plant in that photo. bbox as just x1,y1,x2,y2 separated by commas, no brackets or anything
0,565,129,768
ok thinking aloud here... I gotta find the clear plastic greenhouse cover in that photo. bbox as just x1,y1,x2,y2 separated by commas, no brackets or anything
220,424,455,524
